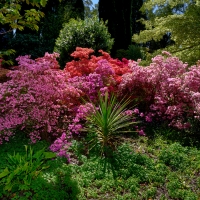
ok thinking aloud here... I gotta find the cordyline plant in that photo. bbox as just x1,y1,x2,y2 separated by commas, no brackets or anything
82,92,136,158
50,93,137,160
0,53,82,144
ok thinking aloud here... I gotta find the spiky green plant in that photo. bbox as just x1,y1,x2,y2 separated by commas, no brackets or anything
84,92,136,158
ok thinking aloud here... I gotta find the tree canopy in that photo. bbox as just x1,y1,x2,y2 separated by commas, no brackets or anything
133,0,200,65
0,0,84,66
0,0,54,33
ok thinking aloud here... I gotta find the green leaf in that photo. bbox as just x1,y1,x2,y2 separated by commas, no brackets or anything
4,182,14,192
43,152,56,159
0,168,9,179
40,0,47,7
32,148,44,160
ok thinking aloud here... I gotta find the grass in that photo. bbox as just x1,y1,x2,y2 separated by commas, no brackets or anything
0,128,200,200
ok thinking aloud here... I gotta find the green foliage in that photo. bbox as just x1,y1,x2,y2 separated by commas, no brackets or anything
38,0,84,54
1,132,200,199
2,0,84,66
71,139,200,199
54,16,114,67
0,1,46,32
83,0,98,18
133,0,200,65
0,145,56,196
115,45,145,61
0,49,16,67
30,165,80,200
7,33,44,60
0,0,61,67
159,143,191,171
83,92,136,158
167,172,198,199
115,49,128,60
126,45,145,60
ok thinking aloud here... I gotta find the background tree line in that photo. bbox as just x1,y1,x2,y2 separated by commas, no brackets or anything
1,0,199,67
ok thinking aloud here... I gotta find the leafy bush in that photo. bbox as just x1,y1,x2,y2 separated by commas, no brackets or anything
54,17,114,67
0,145,55,197
115,49,128,60
126,45,145,60
115,45,145,61
7,33,45,60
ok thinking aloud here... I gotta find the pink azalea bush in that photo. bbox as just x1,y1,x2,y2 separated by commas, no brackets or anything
119,51,200,129
0,53,82,144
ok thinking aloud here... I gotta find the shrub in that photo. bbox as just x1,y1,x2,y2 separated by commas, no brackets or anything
118,51,200,130
0,145,56,197
64,47,131,86
54,16,114,68
7,33,44,60
115,45,145,61
115,49,128,60
126,45,145,60
0,53,82,144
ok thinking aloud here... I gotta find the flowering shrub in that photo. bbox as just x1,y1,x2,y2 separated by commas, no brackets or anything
64,47,131,84
2,47,200,160
49,133,71,161
63,47,132,103
68,103,96,135
49,103,96,159
119,52,200,129
44,50,200,159
0,53,82,144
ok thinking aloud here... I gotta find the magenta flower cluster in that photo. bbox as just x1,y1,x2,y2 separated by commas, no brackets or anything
68,73,104,101
49,133,71,162
119,51,200,129
68,103,96,134
0,53,82,144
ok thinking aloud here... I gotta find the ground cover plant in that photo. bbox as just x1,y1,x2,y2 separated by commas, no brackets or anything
0,130,199,199
0,47,200,199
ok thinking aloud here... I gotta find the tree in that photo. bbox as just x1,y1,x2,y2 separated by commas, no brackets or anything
0,0,84,66
33,0,84,54
0,0,51,66
133,0,200,65
98,0,144,55
83,0,98,18
0,0,50,34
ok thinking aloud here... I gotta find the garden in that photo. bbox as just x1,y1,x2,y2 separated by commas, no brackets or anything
0,47,200,199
